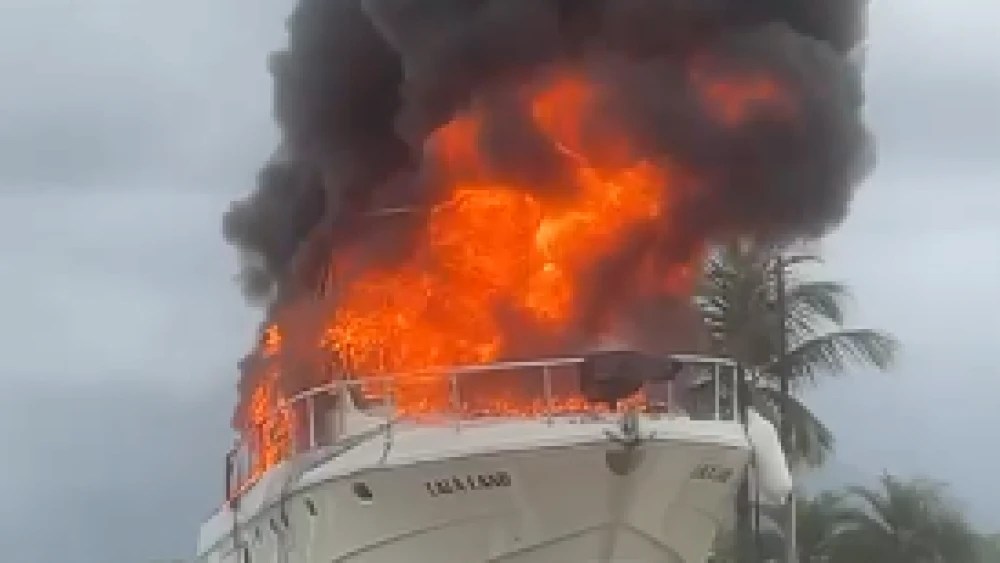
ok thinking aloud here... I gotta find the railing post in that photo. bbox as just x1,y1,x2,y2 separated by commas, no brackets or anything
731,364,738,421
667,378,675,414
225,448,235,506
713,363,721,420
338,383,347,439
237,443,246,490
306,394,316,450
450,372,461,432
543,366,553,425
383,377,393,414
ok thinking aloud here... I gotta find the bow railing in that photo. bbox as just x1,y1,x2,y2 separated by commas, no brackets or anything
224,352,740,502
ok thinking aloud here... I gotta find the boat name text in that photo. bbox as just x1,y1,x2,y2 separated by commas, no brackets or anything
424,471,512,497
690,463,733,484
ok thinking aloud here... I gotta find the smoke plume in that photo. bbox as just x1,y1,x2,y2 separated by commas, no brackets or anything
224,0,874,412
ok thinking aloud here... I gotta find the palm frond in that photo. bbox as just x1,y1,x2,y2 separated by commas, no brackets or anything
778,252,823,269
935,508,979,562
841,484,893,534
833,474,978,563
796,491,851,559
786,329,899,383
695,240,899,469
786,280,850,326
754,387,834,467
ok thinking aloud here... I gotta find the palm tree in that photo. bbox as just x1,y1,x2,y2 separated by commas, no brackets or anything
697,239,898,467
711,485,982,563
698,240,898,562
710,493,850,562
831,473,979,563
795,492,849,562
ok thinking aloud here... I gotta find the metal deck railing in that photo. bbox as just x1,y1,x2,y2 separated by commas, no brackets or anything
224,351,741,502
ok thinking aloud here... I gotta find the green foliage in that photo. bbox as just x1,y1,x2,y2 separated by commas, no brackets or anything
713,477,984,563
795,491,850,561
831,473,980,563
978,533,1000,562
697,240,899,466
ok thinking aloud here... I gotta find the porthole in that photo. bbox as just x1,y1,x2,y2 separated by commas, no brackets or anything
352,482,374,504
305,498,318,516
254,527,262,543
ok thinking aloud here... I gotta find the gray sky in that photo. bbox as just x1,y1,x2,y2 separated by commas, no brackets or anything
0,0,997,561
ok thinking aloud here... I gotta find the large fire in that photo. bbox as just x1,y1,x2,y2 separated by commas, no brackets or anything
322,76,688,375
238,69,791,480
240,327,292,488
315,76,693,413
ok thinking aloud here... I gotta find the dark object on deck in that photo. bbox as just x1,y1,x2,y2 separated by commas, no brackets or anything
579,350,682,408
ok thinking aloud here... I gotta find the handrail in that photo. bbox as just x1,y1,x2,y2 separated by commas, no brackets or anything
225,352,740,502
284,354,736,406
285,356,589,405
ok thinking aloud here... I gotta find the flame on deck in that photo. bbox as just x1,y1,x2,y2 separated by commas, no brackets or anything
238,68,792,482
322,76,687,375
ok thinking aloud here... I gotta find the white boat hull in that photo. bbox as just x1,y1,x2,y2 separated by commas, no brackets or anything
199,416,752,563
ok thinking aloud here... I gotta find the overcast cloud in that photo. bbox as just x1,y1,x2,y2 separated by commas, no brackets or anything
0,0,997,561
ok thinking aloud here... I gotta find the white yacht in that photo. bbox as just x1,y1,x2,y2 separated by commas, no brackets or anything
196,350,791,563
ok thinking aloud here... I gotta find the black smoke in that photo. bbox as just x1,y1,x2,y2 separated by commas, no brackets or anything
223,0,874,405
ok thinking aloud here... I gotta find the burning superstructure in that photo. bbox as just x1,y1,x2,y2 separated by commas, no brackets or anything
224,0,873,481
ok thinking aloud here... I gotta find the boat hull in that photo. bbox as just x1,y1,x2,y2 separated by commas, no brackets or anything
201,419,749,563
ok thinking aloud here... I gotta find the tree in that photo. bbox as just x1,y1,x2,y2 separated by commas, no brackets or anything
698,240,898,563
697,240,898,467
977,533,1000,562
795,492,849,562
831,473,979,563
708,527,784,563
711,484,984,563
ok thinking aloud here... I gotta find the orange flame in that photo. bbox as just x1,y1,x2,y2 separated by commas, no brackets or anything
262,323,282,358
239,68,794,482
320,75,688,405
248,372,291,471
243,325,293,483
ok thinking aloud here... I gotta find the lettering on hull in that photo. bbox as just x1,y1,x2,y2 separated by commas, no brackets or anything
424,471,512,497
690,463,734,484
